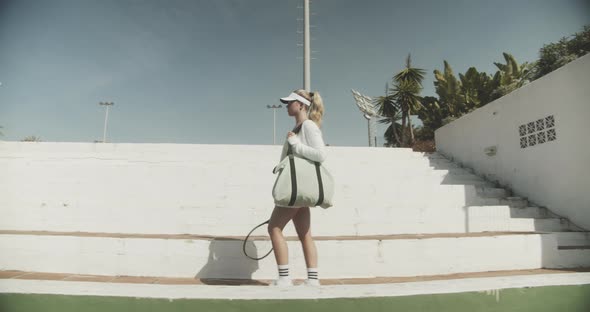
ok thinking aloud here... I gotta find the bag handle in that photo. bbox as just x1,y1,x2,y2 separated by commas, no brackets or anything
287,123,303,156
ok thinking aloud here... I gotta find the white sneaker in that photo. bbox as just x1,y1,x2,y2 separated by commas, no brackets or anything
270,279,293,287
302,279,320,287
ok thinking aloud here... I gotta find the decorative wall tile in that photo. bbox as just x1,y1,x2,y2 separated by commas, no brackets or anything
547,128,557,141
536,119,545,131
546,115,555,128
528,135,537,146
537,131,546,144
527,122,535,134
518,114,556,149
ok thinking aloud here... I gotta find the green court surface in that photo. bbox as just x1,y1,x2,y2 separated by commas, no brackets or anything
2,284,589,312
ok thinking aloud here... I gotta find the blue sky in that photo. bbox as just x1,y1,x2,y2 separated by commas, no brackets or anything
0,0,588,146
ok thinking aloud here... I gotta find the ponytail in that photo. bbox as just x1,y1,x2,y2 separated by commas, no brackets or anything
295,89,324,127
308,92,324,127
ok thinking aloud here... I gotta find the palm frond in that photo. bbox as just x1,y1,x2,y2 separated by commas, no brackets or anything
393,68,426,86
372,95,398,118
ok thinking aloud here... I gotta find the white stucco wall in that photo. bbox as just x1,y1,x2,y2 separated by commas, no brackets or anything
435,54,590,230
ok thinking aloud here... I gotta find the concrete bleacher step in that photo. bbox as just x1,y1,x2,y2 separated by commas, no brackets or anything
500,197,529,208
428,169,484,179
509,206,550,218
552,251,590,270
468,196,526,207
1,231,588,280
0,194,564,238
424,162,463,170
1,268,588,287
475,187,508,198
508,218,573,232
437,177,494,187
2,143,587,303
554,232,590,249
469,205,550,219
550,233,590,268
468,206,576,232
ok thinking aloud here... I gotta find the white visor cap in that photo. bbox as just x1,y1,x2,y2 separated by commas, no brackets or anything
280,92,311,106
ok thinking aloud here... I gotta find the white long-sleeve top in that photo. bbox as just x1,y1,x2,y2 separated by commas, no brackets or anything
279,119,327,163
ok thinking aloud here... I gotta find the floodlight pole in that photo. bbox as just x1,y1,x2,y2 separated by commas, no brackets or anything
267,105,283,145
303,0,310,91
99,102,114,143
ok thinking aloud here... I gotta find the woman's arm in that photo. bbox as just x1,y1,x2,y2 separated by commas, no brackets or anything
288,120,327,162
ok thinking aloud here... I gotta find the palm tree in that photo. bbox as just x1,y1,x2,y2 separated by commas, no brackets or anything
390,54,425,146
373,83,402,147
379,114,402,147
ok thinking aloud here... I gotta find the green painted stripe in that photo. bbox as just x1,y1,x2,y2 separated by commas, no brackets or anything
2,284,589,312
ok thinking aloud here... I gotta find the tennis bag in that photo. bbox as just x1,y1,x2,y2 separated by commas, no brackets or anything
272,154,334,208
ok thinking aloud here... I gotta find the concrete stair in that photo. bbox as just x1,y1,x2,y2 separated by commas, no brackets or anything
555,232,590,247
1,231,588,280
0,143,588,287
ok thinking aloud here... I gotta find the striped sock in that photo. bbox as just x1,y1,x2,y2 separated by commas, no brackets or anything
278,264,290,280
307,268,318,280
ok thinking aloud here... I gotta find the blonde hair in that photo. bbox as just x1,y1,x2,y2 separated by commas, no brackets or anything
294,89,324,127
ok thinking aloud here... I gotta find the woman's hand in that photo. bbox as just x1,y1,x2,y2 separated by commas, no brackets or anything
287,131,296,138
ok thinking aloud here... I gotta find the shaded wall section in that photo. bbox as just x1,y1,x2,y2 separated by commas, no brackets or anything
436,54,590,230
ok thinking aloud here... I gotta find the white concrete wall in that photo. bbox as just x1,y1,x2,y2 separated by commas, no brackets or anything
435,54,590,230
0,142,490,236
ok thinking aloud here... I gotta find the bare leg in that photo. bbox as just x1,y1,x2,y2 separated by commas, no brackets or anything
268,206,300,265
292,207,318,268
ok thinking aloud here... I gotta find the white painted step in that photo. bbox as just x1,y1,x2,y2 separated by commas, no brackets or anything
509,207,550,219
427,170,484,179
0,179,511,237
425,163,464,170
467,206,573,232
470,205,551,219
549,250,590,268
2,197,554,237
468,196,527,207
438,177,494,187
500,197,529,208
0,232,577,279
554,232,590,247
475,187,508,199
4,272,590,301
508,218,572,232
0,145,426,164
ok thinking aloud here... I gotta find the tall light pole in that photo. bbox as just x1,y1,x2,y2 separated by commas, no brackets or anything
267,104,282,145
99,102,114,143
363,114,375,147
303,0,310,91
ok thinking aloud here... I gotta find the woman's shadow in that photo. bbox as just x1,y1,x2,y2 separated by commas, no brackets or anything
195,237,268,286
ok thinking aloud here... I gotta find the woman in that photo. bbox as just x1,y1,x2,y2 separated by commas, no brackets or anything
268,89,326,287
